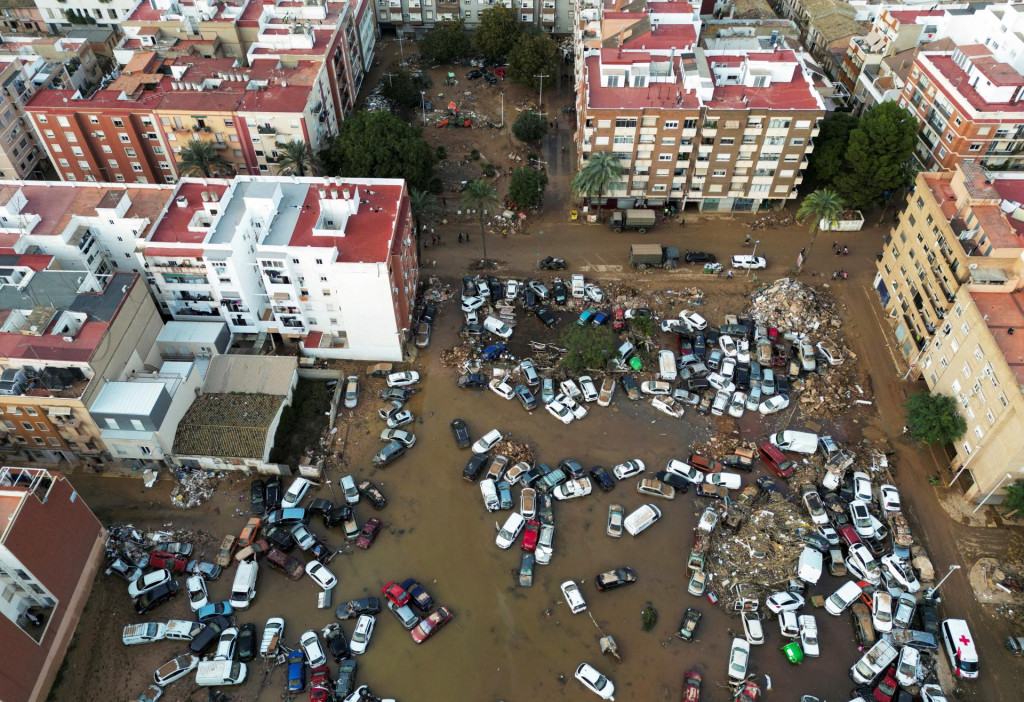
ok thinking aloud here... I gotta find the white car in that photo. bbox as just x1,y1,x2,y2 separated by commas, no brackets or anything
574,663,614,700
386,371,420,387
380,429,416,448
578,376,599,403
460,296,485,312
483,316,513,339
584,284,604,303
778,610,799,637
305,561,337,591
559,394,588,420
872,591,893,633
719,335,737,357
765,591,805,613
705,472,741,490
465,309,479,325
845,543,881,585
488,378,515,400
472,429,503,454
185,575,208,612
545,400,574,424
554,478,592,501
679,310,708,331
505,279,521,300
736,339,751,364
824,581,863,616
881,554,921,593
214,627,238,661
720,357,736,379
711,389,731,416
697,506,719,533
852,471,873,503
849,500,874,538
727,637,750,682
496,513,526,549
559,379,582,400
745,386,761,411
640,380,672,396
612,459,645,480
129,570,172,600
660,319,687,334
878,484,901,512
727,391,746,417
706,372,736,394
282,478,314,509
666,459,703,484
731,254,767,269
536,524,554,565
561,580,587,613
799,615,820,656
895,645,920,686
597,378,615,407
921,684,949,702
349,615,375,655
340,475,359,505
652,396,684,418
758,394,790,414
742,611,765,645
816,341,844,365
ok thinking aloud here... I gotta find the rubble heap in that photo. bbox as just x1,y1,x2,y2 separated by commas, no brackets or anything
171,469,220,509
747,278,839,334
493,437,535,466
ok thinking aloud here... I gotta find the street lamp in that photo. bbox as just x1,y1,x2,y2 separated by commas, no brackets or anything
747,240,760,277
420,91,426,125
973,471,1013,512
925,564,961,600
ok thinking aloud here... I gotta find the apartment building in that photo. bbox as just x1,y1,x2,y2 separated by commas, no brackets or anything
574,0,824,212
0,58,45,179
839,8,943,99
24,53,337,183
139,175,417,361
34,0,137,31
0,467,105,702
0,0,46,35
0,263,163,465
376,0,572,37
0,35,106,95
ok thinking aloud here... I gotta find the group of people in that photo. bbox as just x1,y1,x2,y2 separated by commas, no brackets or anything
833,242,850,256
457,232,471,244
832,269,849,280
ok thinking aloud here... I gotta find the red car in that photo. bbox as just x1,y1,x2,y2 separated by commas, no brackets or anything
355,518,382,549
838,524,863,547
411,605,454,644
148,551,187,572
682,670,702,702
382,581,411,607
521,519,541,552
612,308,626,332
309,665,330,702
872,666,898,702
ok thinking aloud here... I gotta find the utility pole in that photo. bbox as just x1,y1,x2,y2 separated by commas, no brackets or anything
500,91,504,128
383,71,395,87
534,73,549,117
396,33,405,61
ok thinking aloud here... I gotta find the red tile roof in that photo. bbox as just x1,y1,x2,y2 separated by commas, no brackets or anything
970,291,1024,385
887,10,944,25
922,53,1024,116
0,183,172,237
148,182,229,244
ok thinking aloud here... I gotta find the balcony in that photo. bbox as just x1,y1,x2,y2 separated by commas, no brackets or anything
257,124,276,135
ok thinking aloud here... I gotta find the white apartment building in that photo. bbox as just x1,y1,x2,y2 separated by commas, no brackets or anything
35,0,137,31
377,0,572,37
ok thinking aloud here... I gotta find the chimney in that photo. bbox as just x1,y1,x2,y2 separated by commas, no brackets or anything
175,195,188,208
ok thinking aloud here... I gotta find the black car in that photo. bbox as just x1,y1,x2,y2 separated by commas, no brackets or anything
462,454,487,482
487,276,502,297
357,480,387,509
457,373,487,388
189,618,224,655
133,580,178,614
799,529,830,552
654,469,691,493
537,492,554,525
685,251,717,264
594,567,638,591
237,622,257,661
916,597,940,637
619,374,641,401
552,281,568,305
466,69,482,79
335,597,382,620
756,476,781,496
421,303,437,323
534,307,557,327
523,289,538,310
734,366,750,389
400,578,435,613
589,465,615,492
310,540,335,564
776,376,791,394
687,377,711,392
539,256,567,270
677,607,702,641
693,333,707,357
515,384,538,411
307,498,333,516
559,458,585,479
484,73,498,84
250,479,266,515
264,525,296,551
462,276,478,297
335,659,358,699
451,418,471,448
323,505,350,529
265,476,282,511
380,387,415,402
322,623,350,661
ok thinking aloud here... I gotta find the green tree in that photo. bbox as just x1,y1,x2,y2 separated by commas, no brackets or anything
461,179,499,264
512,111,548,143
379,65,423,108
560,324,618,375
508,33,560,92
319,111,435,191
276,140,316,177
1003,481,1024,516
571,152,626,221
806,112,859,188
904,392,967,445
419,19,472,64
834,102,918,207
409,188,440,262
474,5,523,62
795,187,845,273
176,140,232,177
508,166,547,209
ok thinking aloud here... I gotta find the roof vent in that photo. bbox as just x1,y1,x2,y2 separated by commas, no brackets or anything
176,195,188,208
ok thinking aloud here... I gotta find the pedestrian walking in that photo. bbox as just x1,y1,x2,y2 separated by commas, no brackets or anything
458,233,463,244
717,269,723,278
442,197,447,209
727,270,734,279
843,245,849,255
466,232,470,242
835,247,841,256
832,241,838,252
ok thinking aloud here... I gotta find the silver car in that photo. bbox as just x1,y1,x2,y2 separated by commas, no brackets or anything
343,376,359,409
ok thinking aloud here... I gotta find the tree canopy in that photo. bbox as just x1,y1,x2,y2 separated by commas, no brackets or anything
508,166,547,209
474,6,522,62
834,103,918,208
508,33,560,92
1004,481,1024,516
805,112,859,189
512,111,548,143
176,140,232,178
560,325,618,375
796,187,845,233
275,140,316,177
572,152,626,220
319,111,435,191
379,65,429,108
904,391,967,445
461,179,499,263
419,19,471,64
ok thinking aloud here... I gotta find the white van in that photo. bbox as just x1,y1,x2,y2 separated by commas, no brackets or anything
771,430,820,455
941,618,979,679
571,274,585,298
195,660,247,686
797,547,823,585
483,316,513,339
824,580,863,615
624,504,662,536
122,622,167,645
658,350,678,382
229,560,258,609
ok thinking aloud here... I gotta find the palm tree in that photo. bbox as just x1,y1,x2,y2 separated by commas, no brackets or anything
571,152,626,222
795,187,845,273
276,140,316,177
176,139,232,178
408,188,440,262
461,180,499,265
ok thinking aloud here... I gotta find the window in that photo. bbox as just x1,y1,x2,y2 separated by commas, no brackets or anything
683,119,697,129
118,134,131,143
32,437,44,445
664,121,678,129
25,408,37,416
35,422,46,432
48,437,60,446
974,426,984,441
20,422,32,431
962,361,972,379
999,392,1009,407
961,322,970,335
57,116,69,127
131,419,145,431
112,119,124,128
713,169,727,177
140,446,152,455
951,379,961,394
969,144,982,151
615,118,637,128
658,154,672,161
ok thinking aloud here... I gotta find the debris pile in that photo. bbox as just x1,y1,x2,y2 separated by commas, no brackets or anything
171,469,220,509
493,437,535,466
747,278,839,335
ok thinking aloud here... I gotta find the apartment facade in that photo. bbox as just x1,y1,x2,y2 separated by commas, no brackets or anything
376,0,571,37
0,468,105,702
34,0,137,31
574,0,823,212
140,175,417,361
839,8,943,99
0,1,46,35
0,59,45,179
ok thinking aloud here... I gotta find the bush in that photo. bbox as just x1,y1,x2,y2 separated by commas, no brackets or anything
560,325,618,375
481,163,497,177
512,112,548,143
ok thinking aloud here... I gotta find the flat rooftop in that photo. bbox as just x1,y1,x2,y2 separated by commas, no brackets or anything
923,53,1024,117
0,182,173,237
970,291,1024,385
